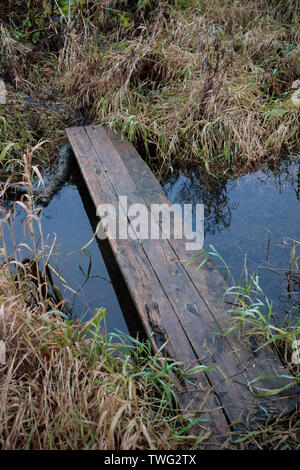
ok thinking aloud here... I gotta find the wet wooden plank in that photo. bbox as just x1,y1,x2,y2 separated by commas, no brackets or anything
66,126,229,448
85,124,298,422
66,125,299,445
108,130,300,415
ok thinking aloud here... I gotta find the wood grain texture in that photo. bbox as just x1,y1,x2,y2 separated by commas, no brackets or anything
66,125,299,447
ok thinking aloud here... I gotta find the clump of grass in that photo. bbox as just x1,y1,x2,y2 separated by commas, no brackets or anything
0,94,65,178
0,22,78,179
55,0,300,174
0,222,194,450
1,1,300,176
193,244,300,448
0,268,199,450
225,274,300,379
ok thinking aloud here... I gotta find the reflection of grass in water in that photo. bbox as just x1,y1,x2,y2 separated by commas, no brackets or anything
164,158,300,243
166,159,300,323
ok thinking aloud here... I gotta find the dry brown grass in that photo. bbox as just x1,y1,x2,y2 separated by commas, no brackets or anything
1,1,300,176
54,0,300,174
0,2,299,450
0,143,202,450
0,266,199,450
0,251,299,450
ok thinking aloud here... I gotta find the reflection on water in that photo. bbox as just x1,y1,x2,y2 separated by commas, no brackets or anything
1,178,140,336
163,158,300,320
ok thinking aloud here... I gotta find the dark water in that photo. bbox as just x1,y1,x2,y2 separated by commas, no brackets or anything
164,158,300,322
1,179,142,337
2,158,299,333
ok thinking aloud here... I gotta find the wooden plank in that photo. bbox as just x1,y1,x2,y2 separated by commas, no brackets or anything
108,129,300,415
66,125,299,444
66,126,229,447
84,124,298,424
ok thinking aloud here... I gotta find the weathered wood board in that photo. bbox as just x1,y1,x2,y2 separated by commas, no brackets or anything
66,125,299,448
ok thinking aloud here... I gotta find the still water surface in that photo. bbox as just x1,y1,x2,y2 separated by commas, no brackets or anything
164,158,300,321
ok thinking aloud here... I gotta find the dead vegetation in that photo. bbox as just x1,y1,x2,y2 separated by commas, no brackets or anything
1,259,299,450
0,268,199,450
56,0,300,174
0,210,299,449
0,88,67,179
0,185,299,449
0,1,300,176
0,141,298,451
